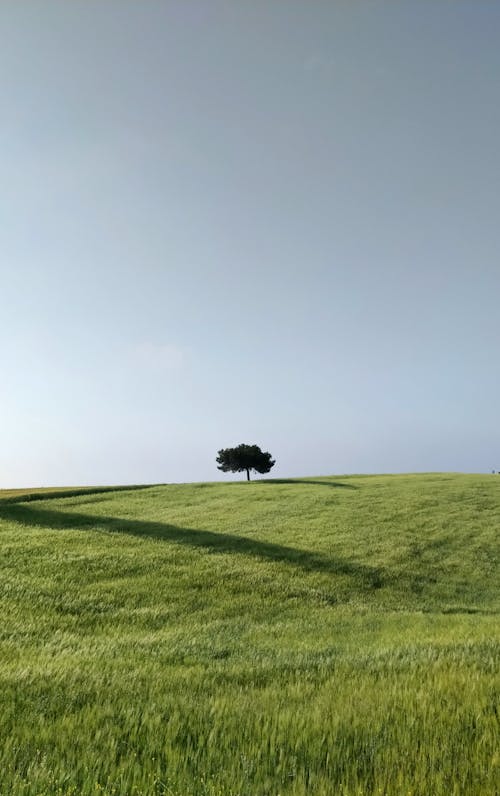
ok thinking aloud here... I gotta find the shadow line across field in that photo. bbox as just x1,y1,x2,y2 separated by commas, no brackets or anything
257,479,358,489
2,503,495,611
0,484,154,505
0,503,381,585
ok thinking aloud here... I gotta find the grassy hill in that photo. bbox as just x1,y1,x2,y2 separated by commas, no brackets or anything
0,473,498,795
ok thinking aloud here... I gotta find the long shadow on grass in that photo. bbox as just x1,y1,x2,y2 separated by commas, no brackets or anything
0,484,156,505
257,479,358,489
0,503,381,584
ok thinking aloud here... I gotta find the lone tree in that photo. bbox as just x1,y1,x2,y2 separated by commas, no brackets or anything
216,443,275,481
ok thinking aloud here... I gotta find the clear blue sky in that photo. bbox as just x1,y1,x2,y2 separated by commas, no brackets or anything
1,1,499,486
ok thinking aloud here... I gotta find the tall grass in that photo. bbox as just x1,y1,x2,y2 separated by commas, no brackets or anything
0,473,498,795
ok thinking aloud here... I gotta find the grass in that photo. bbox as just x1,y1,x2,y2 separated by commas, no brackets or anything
0,473,498,795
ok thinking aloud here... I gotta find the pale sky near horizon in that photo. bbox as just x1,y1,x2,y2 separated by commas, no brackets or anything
1,1,499,487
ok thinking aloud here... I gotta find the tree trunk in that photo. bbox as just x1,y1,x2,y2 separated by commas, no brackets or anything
246,468,250,481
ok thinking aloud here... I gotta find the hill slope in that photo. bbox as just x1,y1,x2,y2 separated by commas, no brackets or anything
0,473,498,795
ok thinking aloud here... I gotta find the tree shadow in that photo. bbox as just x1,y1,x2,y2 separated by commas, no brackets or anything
0,503,379,584
257,479,358,490
0,484,155,505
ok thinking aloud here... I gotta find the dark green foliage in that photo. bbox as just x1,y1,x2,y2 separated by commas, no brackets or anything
216,443,275,481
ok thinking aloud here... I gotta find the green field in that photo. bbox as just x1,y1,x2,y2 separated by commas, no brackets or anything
0,473,498,795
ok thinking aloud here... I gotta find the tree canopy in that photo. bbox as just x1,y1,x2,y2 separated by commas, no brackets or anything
216,444,276,481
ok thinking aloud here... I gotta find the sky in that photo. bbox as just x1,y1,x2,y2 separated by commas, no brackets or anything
1,1,499,487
